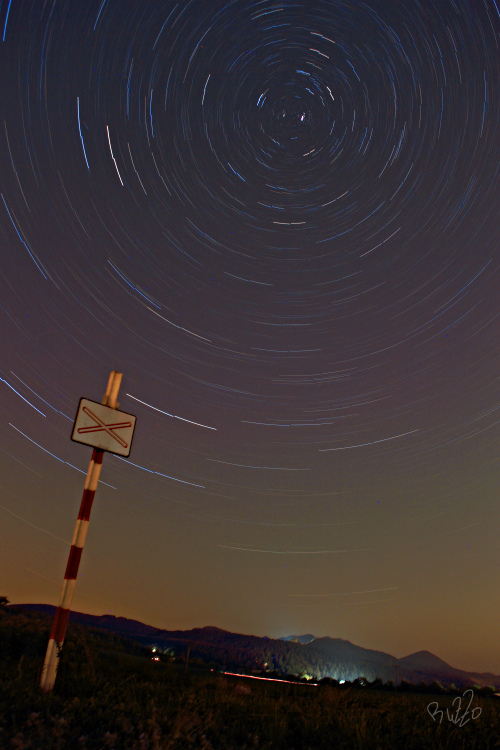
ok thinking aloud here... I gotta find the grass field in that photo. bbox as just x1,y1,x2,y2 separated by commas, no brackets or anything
1,607,499,749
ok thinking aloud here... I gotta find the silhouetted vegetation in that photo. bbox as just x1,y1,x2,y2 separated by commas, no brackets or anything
17,604,499,693
1,606,499,748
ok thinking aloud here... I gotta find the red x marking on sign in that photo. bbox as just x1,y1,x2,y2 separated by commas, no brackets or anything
77,406,132,449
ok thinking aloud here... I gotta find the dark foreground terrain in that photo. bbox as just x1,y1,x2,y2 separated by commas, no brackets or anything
1,607,499,749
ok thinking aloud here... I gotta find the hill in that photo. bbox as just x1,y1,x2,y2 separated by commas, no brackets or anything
12,604,500,689
399,650,454,671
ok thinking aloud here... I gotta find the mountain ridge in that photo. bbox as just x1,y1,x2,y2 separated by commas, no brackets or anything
12,604,499,689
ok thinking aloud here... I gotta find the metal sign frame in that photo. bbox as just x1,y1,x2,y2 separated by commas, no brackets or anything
71,397,137,457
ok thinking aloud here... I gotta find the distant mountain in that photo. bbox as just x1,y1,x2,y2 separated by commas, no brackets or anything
309,636,396,664
398,650,500,691
399,650,454,672
12,604,500,689
280,634,316,644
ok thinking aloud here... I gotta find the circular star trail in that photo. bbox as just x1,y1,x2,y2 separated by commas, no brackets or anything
1,0,499,673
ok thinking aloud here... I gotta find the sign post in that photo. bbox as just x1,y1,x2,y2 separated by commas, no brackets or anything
40,371,136,692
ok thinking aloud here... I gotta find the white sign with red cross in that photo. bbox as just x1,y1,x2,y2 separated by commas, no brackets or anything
71,398,136,456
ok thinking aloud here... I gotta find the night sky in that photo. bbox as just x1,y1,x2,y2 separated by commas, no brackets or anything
1,0,499,675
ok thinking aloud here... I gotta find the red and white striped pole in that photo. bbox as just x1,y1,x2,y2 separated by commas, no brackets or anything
40,371,122,692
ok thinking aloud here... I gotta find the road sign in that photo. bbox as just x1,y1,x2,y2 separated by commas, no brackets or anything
42,372,132,693
71,398,136,456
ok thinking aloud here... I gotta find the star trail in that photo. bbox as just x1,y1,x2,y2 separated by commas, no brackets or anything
1,0,499,674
